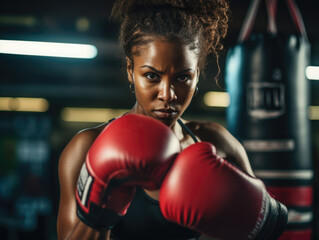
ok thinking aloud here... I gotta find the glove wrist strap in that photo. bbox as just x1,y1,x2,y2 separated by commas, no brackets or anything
76,202,123,230
255,196,288,240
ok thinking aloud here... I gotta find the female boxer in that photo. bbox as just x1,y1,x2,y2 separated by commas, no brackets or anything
57,1,286,240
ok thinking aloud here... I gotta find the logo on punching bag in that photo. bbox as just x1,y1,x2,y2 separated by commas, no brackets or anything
247,68,285,119
247,82,285,119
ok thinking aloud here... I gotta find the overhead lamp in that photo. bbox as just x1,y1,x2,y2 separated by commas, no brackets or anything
306,66,319,80
203,91,230,108
0,39,98,59
0,97,49,112
0,15,37,27
61,107,129,123
309,106,319,120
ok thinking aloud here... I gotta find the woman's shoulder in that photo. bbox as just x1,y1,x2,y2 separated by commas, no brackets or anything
182,119,241,158
76,122,108,143
183,119,231,144
183,119,254,176
66,122,108,154
58,122,109,175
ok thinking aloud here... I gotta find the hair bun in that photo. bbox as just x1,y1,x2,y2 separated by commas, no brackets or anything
111,0,194,22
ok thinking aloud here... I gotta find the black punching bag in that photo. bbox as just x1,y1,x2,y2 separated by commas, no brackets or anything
225,0,312,239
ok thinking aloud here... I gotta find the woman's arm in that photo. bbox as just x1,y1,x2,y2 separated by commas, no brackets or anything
57,129,112,240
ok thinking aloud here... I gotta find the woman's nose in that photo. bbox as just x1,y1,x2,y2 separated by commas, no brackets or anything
158,80,177,102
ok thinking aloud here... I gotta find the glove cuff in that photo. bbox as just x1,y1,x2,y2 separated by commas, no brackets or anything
255,196,288,240
76,201,123,229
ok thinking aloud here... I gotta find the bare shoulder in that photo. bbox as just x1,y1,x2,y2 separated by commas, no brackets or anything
59,123,107,176
183,120,235,155
184,119,255,176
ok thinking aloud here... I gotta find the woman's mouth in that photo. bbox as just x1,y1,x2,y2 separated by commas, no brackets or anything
153,109,177,119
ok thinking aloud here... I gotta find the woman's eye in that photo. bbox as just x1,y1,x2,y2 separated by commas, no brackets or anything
145,72,159,81
177,75,191,82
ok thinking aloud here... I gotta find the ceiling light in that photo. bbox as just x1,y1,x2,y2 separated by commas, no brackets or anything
306,66,319,80
0,97,49,112
61,107,129,122
0,39,97,59
203,91,230,107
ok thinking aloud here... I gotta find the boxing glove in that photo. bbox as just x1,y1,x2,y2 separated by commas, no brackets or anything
159,142,287,240
76,114,181,229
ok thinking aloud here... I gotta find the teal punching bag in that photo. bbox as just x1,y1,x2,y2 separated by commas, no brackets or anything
225,0,312,239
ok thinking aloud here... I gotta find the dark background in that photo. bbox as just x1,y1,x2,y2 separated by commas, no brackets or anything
0,0,318,239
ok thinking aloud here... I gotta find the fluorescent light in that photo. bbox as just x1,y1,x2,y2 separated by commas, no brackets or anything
76,17,90,32
0,97,49,112
306,66,319,80
0,16,37,27
309,106,319,120
0,40,98,59
61,107,129,122
203,91,230,107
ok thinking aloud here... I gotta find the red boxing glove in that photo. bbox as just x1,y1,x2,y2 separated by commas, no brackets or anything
159,142,287,240
76,114,181,229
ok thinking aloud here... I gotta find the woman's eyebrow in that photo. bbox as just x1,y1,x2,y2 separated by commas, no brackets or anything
140,65,194,74
140,65,164,74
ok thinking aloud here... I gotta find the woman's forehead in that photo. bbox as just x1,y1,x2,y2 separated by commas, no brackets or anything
132,35,199,54
133,35,198,54
132,39,199,69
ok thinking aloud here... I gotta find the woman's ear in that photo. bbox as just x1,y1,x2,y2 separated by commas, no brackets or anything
196,67,200,84
126,57,134,84
193,68,200,97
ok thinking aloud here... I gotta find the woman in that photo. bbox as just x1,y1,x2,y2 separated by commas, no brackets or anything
57,0,259,239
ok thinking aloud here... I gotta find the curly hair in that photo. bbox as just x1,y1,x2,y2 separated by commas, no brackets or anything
111,0,229,79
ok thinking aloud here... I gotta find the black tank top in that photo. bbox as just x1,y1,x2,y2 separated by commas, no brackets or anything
111,119,200,240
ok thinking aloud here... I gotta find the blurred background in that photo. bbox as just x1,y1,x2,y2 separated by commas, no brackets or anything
0,0,318,239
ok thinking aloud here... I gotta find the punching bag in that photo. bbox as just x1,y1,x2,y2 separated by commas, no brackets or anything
225,0,312,239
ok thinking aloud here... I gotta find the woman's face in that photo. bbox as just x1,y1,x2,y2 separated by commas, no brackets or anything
127,38,200,127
